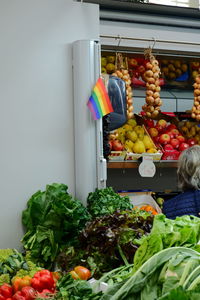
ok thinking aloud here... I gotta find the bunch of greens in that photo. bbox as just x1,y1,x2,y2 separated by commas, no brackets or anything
133,214,200,272
57,210,153,278
53,273,103,300
101,247,200,300
21,183,90,269
87,187,133,218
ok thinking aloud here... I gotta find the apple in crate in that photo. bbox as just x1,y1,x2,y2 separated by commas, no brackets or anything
145,119,154,128
164,144,174,151
187,138,197,147
159,133,170,145
157,119,167,128
149,127,159,137
179,142,190,151
170,138,180,149
112,140,124,151
177,135,185,143
169,129,179,138
166,124,177,131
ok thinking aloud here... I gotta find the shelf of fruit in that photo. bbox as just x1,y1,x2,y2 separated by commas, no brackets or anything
108,113,200,167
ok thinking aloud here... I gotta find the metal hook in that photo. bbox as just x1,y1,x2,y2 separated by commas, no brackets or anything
151,37,156,50
116,35,122,48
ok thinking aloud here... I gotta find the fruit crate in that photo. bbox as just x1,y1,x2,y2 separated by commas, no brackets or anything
108,151,126,162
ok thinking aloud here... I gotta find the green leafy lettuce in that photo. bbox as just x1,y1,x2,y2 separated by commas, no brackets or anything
133,214,200,272
21,183,90,268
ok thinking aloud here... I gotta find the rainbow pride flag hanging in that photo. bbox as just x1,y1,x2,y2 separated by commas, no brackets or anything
87,77,113,120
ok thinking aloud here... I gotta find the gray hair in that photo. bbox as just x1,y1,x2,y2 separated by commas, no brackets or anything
177,145,200,191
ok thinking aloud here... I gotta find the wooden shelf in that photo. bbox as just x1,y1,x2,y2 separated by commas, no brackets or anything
107,160,178,169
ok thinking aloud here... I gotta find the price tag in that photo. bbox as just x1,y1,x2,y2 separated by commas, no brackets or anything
138,156,156,177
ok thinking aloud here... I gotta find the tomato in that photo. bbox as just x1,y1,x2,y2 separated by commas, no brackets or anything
73,266,91,280
0,284,13,298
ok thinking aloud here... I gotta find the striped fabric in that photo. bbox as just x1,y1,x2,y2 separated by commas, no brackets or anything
163,189,200,219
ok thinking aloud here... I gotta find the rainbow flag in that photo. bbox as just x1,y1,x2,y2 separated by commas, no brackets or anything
87,77,113,120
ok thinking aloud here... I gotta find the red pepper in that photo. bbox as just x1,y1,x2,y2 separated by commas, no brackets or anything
12,291,26,300
0,294,6,300
21,287,36,300
0,284,13,299
31,270,55,293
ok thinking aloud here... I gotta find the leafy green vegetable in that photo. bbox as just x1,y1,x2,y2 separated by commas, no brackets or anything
21,183,90,268
158,286,200,300
0,249,29,276
133,214,200,271
87,187,133,218
0,249,14,262
0,248,41,283
55,273,102,300
57,210,153,278
101,247,200,300
0,274,10,285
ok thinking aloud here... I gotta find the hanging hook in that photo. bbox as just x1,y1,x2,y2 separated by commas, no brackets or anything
115,35,122,48
151,37,156,50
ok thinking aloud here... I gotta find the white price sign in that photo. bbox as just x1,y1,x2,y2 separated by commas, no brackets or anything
138,156,156,177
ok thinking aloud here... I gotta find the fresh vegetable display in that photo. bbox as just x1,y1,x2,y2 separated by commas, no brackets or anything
21,183,90,268
57,210,154,278
87,187,133,218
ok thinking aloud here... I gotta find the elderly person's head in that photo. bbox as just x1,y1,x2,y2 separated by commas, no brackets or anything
177,145,200,191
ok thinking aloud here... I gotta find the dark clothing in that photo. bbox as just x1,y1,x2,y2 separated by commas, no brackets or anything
163,189,200,219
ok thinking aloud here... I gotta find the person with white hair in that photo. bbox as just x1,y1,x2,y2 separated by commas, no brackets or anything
163,145,200,219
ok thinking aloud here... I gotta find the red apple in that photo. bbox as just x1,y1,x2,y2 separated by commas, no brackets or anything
170,138,180,149
108,140,113,150
137,65,146,74
177,135,186,143
112,140,124,151
166,124,177,131
149,127,159,137
155,124,164,133
164,144,174,151
159,133,171,145
166,131,175,139
128,58,138,68
145,119,154,128
170,129,179,138
179,142,190,151
187,138,197,147
157,119,167,128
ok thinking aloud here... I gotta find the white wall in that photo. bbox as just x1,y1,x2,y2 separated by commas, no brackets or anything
0,0,99,249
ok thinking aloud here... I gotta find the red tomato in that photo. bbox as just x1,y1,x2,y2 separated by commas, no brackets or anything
73,266,91,280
